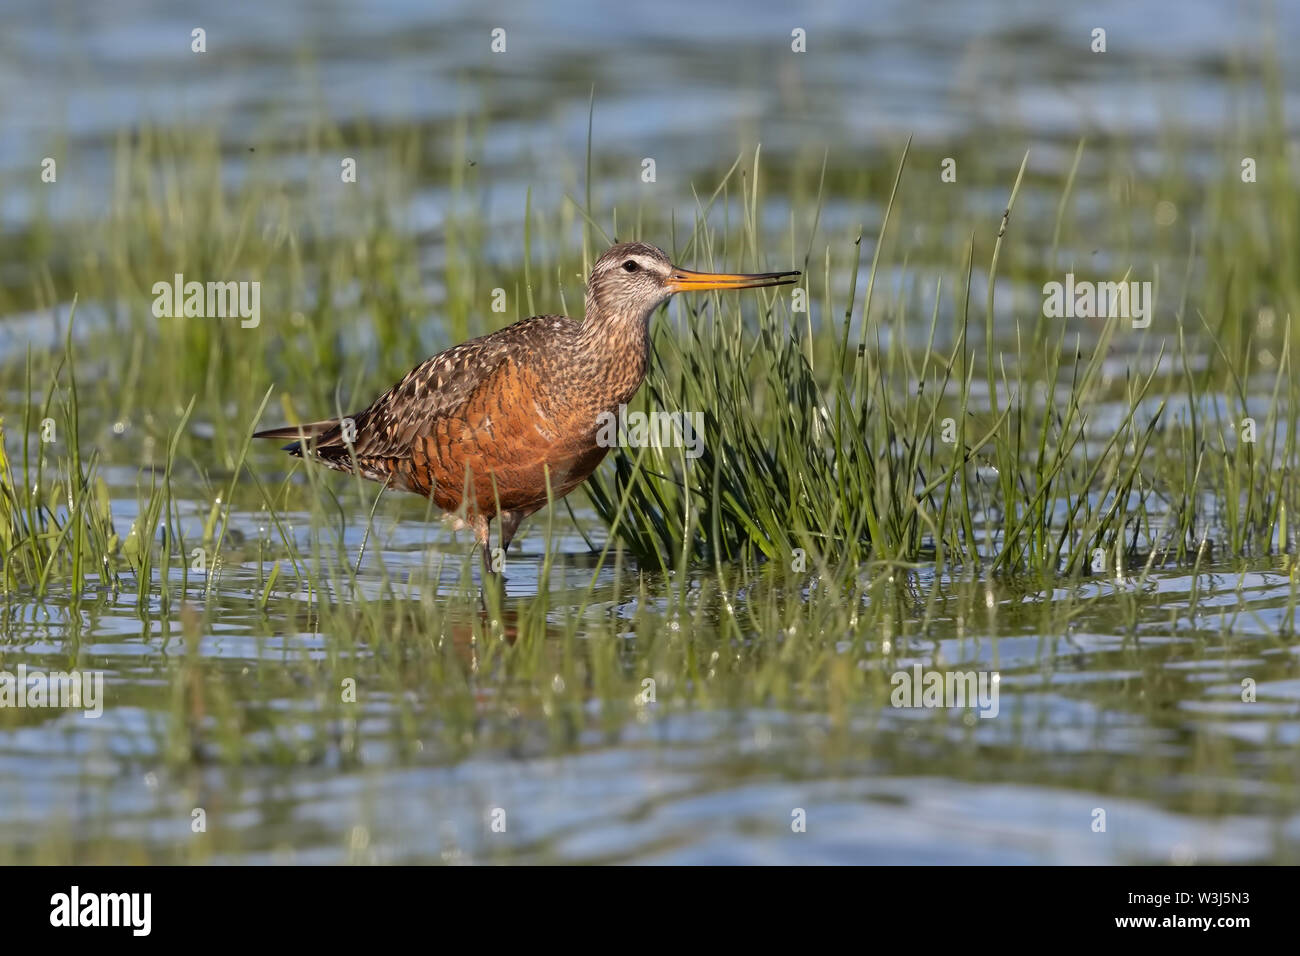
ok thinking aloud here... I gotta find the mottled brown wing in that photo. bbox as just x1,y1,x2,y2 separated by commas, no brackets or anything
320,340,508,459
298,314,583,495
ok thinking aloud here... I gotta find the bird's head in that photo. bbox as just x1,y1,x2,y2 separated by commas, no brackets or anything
584,241,799,325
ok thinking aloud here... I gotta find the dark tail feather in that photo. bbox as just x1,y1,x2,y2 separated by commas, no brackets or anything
252,419,339,456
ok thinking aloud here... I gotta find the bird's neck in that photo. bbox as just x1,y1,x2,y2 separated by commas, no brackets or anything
578,296,653,410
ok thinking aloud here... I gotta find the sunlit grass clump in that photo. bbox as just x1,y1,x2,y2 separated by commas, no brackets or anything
590,146,1300,583
0,336,118,594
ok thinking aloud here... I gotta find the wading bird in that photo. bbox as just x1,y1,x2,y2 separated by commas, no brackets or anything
255,241,798,575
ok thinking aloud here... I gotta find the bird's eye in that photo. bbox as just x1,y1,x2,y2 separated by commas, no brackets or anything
621,260,639,272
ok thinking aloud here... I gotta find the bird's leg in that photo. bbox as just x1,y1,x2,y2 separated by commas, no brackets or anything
472,514,494,578
472,514,506,611
497,511,523,558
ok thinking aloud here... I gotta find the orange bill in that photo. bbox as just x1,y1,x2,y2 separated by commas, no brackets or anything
666,266,800,292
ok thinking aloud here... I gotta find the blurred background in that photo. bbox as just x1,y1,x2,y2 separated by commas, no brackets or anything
3,0,1296,260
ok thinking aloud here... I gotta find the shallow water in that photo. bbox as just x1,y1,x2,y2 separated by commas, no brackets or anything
3,0,1300,864
1,487,1298,863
